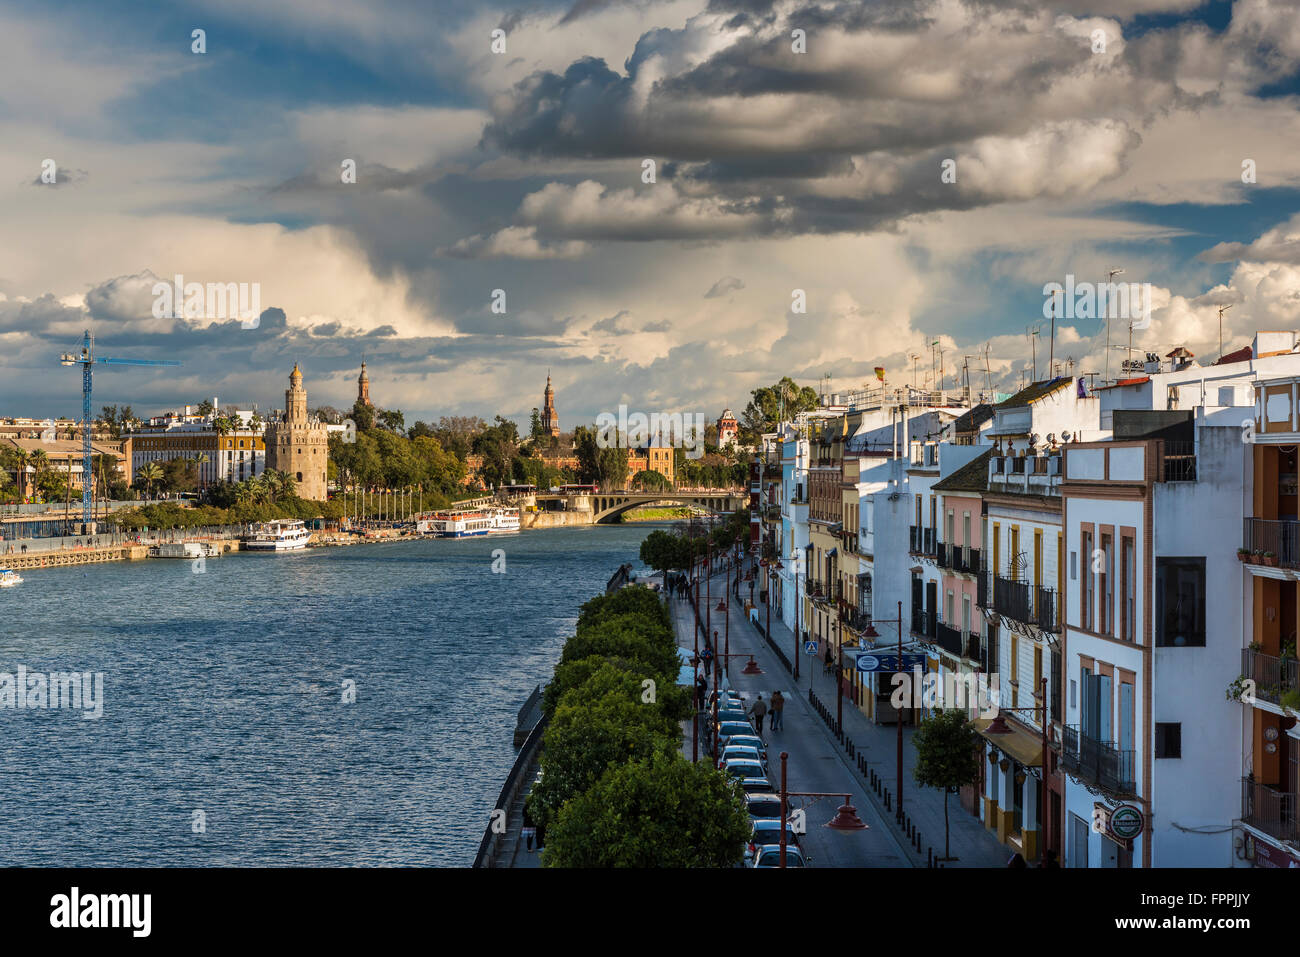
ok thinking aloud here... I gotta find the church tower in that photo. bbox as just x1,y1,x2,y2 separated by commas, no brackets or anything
266,363,329,501
358,360,372,407
540,372,560,438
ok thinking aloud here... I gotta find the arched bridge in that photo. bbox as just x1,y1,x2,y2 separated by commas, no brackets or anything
534,489,747,523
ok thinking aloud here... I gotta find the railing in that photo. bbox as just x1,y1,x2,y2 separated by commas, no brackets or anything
1035,586,1060,632
1242,647,1299,706
1163,441,1197,482
993,574,1032,623
964,634,981,662
1241,778,1299,844
912,607,934,637
977,569,989,608
909,525,921,553
934,621,963,657
923,528,935,556
1244,518,1300,569
473,712,551,867
936,542,949,569
1061,725,1136,796
955,546,981,575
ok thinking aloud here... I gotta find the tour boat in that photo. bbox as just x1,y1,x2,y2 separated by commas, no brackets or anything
415,508,493,538
488,507,521,534
243,519,312,551
0,568,23,588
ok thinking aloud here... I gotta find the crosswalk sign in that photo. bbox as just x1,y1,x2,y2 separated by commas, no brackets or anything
804,641,819,655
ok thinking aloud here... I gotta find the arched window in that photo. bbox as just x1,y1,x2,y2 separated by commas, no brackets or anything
296,472,303,482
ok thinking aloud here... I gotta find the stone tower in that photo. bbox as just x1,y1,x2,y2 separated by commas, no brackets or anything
541,372,560,438
358,359,372,407
266,362,329,501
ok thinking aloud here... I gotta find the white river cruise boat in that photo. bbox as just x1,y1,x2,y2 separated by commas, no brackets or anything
0,568,23,588
489,507,521,533
243,519,312,551
416,508,493,538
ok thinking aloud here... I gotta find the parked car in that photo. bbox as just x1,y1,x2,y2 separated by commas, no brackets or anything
717,744,766,770
748,818,800,858
745,792,787,818
751,844,808,868
714,708,752,726
739,778,775,795
717,721,755,745
723,757,768,781
724,735,767,760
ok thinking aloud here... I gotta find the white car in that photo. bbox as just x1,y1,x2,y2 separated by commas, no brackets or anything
717,744,767,771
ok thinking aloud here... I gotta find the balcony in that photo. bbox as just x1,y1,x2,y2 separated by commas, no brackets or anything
964,633,981,662
909,525,921,553
936,542,949,569
1061,725,1136,796
977,569,990,608
934,621,963,657
993,575,1032,623
1242,647,1299,707
1241,778,1299,844
1243,518,1300,569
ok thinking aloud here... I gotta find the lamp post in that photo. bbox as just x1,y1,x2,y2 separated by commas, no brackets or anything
792,549,802,680
777,751,867,868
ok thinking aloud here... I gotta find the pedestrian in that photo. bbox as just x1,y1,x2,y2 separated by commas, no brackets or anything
695,674,708,710
700,645,714,676
1007,852,1027,869
749,694,768,737
522,806,536,852
770,690,784,731
824,644,834,676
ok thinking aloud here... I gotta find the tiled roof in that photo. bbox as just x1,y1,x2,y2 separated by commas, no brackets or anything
932,449,995,493
994,377,1073,410
953,403,995,433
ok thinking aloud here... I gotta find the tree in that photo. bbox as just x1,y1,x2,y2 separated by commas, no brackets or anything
376,409,406,434
527,687,678,830
740,377,819,443
135,462,163,498
639,529,694,575
912,709,981,861
542,750,750,867
529,408,545,445
196,399,215,417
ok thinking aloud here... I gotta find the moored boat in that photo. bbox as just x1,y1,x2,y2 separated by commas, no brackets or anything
488,507,521,533
243,519,311,551
0,568,23,587
415,508,493,538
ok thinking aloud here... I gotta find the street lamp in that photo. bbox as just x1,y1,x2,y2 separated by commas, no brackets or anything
777,751,868,869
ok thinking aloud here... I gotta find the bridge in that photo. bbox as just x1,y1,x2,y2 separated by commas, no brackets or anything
533,489,745,523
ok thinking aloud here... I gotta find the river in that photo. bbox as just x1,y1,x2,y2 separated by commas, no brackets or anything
0,525,660,865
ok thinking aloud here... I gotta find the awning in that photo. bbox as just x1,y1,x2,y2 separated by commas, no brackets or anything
973,717,1044,768
827,548,838,557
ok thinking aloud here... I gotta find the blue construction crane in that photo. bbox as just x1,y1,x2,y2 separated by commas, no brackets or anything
59,329,182,531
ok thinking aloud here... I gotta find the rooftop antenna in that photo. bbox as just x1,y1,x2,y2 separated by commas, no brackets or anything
1049,295,1057,379
1218,303,1234,361
1027,324,1042,382
908,352,920,390
1105,268,1124,383
982,343,993,398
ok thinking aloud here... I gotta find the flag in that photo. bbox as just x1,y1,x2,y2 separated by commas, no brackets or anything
874,367,886,381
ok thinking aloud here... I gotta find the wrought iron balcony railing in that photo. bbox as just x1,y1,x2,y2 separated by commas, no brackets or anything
1060,725,1136,796
934,621,963,657
1242,647,1299,707
1241,777,1299,844
1244,518,1300,570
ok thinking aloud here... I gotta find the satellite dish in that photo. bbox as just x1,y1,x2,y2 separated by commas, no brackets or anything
1062,431,1073,442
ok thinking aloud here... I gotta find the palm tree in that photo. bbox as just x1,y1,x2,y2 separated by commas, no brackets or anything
191,453,209,490
13,448,30,500
263,470,285,503
29,449,49,502
136,462,163,499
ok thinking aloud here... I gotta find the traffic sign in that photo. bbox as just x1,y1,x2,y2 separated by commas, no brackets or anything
854,652,927,673
804,641,819,655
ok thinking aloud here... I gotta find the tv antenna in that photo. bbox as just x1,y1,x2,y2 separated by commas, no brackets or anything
1218,303,1234,361
1104,268,1124,383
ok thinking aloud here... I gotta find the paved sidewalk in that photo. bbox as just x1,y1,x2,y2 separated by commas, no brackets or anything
671,562,1009,868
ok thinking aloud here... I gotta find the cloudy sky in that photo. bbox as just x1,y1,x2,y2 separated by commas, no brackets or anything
3,0,1300,428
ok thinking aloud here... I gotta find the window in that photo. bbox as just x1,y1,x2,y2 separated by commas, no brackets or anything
1122,538,1136,642
1100,533,1113,635
1081,530,1093,630
1155,558,1205,647
1155,723,1181,759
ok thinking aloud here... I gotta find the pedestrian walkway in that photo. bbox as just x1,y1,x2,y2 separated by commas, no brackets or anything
671,562,1009,868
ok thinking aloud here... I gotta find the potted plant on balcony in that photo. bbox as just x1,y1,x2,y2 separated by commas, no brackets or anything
1225,674,1251,702
1237,548,1250,562
1264,551,1277,567
1252,549,1266,565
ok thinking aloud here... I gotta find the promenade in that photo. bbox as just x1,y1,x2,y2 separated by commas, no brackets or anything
673,559,1009,868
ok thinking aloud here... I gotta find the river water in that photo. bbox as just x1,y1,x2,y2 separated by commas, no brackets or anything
0,525,658,866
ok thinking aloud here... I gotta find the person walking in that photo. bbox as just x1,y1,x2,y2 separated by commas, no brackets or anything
700,645,714,676
824,643,834,676
522,806,537,853
749,694,768,739
695,674,708,710
770,690,784,731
